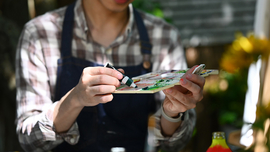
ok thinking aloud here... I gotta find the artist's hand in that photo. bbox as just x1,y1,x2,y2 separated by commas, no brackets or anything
162,65,205,117
73,67,123,107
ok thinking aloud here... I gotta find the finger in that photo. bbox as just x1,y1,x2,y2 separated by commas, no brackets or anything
117,68,125,74
92,93,114,104
87,75,121,87
185,73,205,88
164,88,196,108
89,85,117,95
180,78,203,101
164,91,188,111
180,65,198,81
185,65,199,75
180,78,200,94
83,67,123,80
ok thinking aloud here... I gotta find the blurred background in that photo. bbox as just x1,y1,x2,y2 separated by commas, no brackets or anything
0,0,269,151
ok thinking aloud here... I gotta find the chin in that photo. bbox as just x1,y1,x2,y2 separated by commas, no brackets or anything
114,0,131,4
100,0,133,12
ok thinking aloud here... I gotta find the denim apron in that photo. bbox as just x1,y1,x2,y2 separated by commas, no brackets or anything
52,2,155,152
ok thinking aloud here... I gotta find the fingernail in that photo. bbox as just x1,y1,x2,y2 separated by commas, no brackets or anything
180,78,187,85
118,73,123,79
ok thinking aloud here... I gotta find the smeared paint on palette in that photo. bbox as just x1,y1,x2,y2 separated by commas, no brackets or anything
113,69,218,94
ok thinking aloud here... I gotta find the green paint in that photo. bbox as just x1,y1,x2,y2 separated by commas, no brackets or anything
176,70,187,73
142,79,173,91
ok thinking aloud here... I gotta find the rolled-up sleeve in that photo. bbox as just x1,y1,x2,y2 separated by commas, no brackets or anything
154,108,196,152
17,102,80,151
16,24,79,152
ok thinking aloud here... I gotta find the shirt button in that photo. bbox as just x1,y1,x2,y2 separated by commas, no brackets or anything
106,48,112,54
143,61,151,69
70,138,75,144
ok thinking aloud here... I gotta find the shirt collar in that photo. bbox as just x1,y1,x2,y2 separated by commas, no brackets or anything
126,4,134,34
74,0,88,33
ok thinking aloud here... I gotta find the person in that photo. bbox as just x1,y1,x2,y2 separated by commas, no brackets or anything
15,0,205,151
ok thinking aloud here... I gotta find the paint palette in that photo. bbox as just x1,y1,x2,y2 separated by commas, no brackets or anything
114,64,218,94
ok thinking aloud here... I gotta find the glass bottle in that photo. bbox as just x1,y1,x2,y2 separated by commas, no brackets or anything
206,132,232,152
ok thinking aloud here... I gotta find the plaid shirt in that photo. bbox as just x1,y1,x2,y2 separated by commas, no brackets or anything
16,0,195,151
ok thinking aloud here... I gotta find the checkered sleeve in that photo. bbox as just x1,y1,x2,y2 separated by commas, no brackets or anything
154,108,196,152
16,24,79,151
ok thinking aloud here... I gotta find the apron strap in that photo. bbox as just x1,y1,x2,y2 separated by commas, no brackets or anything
133,7,152,70
60,2,76,57
133,7,152,55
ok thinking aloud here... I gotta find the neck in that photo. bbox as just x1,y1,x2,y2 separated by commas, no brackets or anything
81,0,130,47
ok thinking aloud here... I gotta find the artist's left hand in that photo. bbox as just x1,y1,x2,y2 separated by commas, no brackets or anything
162,65,205,117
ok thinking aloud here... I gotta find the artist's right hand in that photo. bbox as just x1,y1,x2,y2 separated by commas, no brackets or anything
72,67,123,107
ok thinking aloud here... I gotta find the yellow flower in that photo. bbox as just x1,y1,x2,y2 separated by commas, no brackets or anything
220,33,270,73
238,37,253,53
